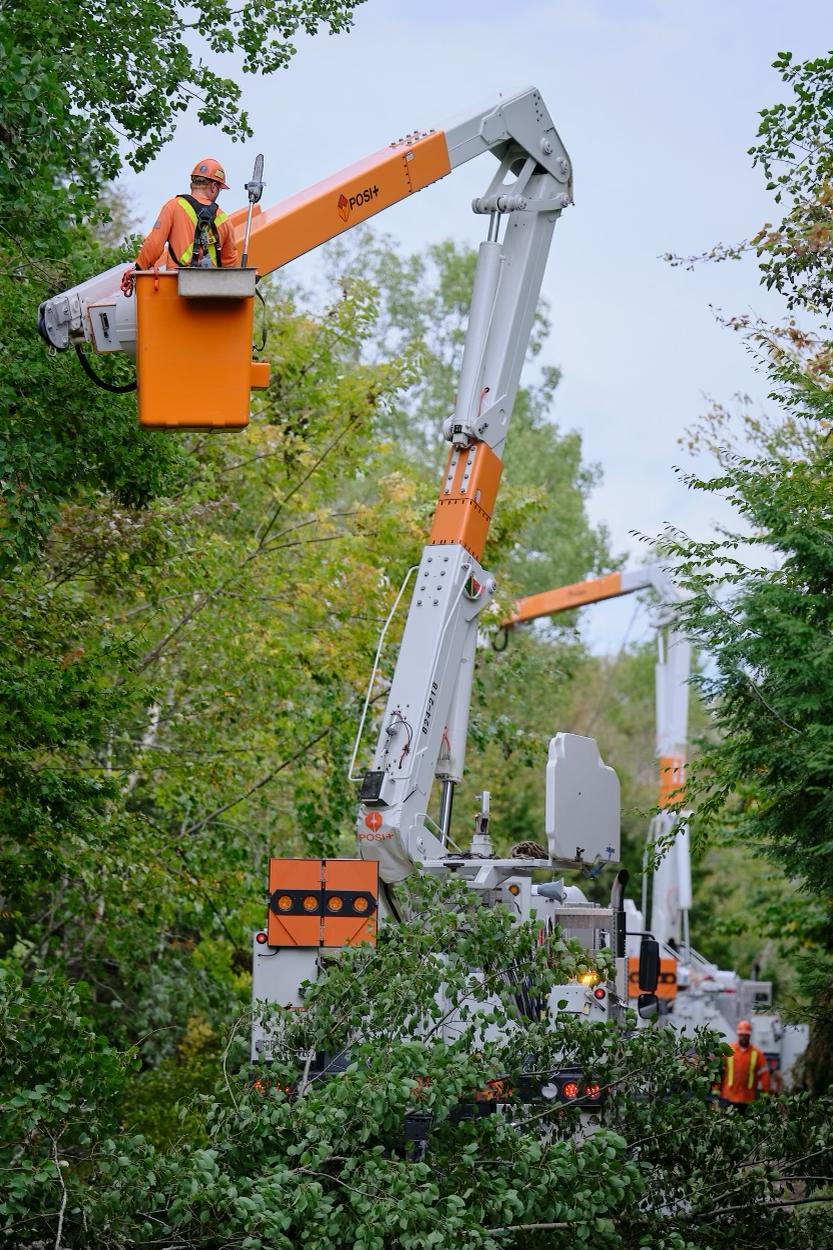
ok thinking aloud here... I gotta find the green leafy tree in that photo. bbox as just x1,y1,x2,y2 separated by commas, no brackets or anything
0,968,132,1242
662,403,833,1089
750,50,833,314
655,49,833,1086
0,228,190,567
1,0,366,240
0,0,367,569
664,50,833,310
0,275,423,1057
5,882,833,1248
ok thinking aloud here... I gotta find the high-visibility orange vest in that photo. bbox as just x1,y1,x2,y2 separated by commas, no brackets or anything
720,1041,770,1104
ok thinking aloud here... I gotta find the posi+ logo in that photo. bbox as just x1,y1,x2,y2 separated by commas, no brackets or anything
337,184,380,222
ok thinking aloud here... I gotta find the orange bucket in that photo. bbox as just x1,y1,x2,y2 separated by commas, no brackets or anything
135,270,268,429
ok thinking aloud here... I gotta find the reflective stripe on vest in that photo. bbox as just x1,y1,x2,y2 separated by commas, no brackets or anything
748,1047,760,1088
174,198,228,267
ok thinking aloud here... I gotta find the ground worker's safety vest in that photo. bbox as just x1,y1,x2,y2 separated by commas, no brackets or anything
720,1043,768,1104
172,197,229,268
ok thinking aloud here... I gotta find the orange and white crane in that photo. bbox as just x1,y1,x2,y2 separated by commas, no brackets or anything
505,563,693,954
41,89,662,1078
38,88,573,433
505,568,808,1080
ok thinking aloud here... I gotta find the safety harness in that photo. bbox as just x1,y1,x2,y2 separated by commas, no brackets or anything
170,195,229,268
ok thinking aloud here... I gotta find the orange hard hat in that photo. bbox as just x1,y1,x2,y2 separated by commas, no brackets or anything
191,158,229,190
737,1019,752,1034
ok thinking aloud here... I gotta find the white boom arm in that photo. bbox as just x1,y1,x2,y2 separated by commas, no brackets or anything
641,570,692,952
352,104,573,883
38,88,571,354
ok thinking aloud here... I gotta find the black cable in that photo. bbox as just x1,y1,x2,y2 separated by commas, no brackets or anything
382,882,403,925
254,284,268,353
492,626,510,652
74,344,136,393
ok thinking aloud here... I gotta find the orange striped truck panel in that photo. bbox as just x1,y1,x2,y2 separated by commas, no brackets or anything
266,858,378,948
628,956,678,1000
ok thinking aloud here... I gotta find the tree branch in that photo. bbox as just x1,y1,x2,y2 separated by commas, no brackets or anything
487,1221,572,1234
181,725,331,838
685,1193,833,1222
50,1134,67,1250
253,412,362,549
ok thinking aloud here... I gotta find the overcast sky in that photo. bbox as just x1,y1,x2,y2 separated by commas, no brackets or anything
125,0,830,650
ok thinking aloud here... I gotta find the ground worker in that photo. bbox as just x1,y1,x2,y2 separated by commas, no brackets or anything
120,158,239,295
718,1019,770,1110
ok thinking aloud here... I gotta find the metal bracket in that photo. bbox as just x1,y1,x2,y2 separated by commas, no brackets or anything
472,151,570,216
445,86,572,193
177,268,257,299
37,262,128,351
442,395,508,447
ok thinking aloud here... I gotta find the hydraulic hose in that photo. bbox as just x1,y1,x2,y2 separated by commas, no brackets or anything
74,344,137,394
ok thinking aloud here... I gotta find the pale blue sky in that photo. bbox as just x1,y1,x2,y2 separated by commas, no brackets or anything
125,0,831,649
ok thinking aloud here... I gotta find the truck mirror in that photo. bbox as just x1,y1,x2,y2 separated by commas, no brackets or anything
638,935,660,993
637,992,659,1021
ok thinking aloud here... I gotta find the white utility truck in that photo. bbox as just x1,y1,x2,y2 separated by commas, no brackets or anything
39,90,662,1094
506,565,808,1084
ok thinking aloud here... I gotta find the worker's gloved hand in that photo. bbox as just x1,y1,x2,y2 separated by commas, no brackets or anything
120,266,136,297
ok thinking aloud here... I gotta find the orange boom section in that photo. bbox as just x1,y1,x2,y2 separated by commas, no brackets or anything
506,571,626,626
240,131,452,276
429,442,503,561
657,754,685,808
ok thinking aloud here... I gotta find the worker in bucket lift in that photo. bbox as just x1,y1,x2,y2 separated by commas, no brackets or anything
120,158,239,296
718,1019,770,1110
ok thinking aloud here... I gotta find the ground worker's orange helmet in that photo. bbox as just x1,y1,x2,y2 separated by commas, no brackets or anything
737,1019,752,1034
191,158,229,190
